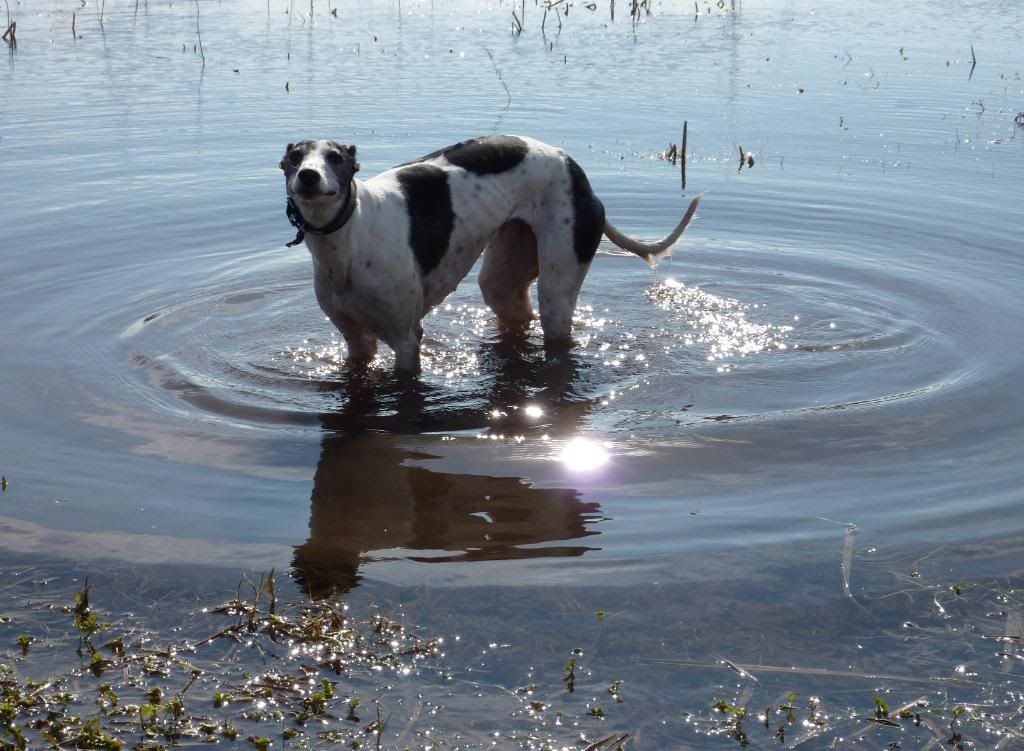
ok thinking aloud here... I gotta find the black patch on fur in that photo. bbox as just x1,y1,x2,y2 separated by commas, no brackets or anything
403,136,529,176
565,157,606,264
279,140,316,175
396,164,454,275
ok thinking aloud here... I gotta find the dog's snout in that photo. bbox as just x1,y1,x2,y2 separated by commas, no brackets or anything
297,168,321,187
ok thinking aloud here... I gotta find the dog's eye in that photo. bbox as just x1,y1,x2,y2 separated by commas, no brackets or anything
326,151,343,163
288,151,303,166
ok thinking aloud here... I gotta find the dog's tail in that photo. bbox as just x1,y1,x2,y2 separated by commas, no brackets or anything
602,194,702,268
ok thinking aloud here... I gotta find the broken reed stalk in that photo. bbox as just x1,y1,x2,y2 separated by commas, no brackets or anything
2,20,14,48
681,120,688,190
484,46,512,106
72,11,76,37
194,0,206,67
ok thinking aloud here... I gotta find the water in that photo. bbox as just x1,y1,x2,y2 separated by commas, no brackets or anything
2,0,1023,746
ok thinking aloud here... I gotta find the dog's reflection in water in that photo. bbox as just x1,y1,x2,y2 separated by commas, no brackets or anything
292,336,604,599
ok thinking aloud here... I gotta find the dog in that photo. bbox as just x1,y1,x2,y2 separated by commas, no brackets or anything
280,135,701,372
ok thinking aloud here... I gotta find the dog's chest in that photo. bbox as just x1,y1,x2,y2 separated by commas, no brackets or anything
310,236,417,332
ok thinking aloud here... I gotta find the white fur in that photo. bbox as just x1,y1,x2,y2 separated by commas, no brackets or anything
285,137,700,372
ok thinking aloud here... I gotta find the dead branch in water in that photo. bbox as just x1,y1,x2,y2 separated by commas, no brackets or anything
484,47,512,107
194,0,206,67
2,20,15,48
681,120,688,189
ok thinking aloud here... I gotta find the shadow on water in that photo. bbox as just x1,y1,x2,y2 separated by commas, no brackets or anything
292,331,605,598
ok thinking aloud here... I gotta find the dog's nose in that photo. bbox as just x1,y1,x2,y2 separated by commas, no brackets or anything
297,168,321,187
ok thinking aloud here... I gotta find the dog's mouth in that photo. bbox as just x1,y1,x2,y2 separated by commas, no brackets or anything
291,188,339,200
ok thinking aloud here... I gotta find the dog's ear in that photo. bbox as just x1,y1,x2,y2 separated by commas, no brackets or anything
328,142,360,173
279,143,295,170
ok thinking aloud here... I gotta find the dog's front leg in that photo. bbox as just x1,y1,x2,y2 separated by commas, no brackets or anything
383,300,424,374
337,318,378,364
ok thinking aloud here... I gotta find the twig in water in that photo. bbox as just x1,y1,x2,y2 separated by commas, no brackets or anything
840,524,855,596
1001,609,1022,674
641,659,987,686
2,20,15,48
681,120,688,189
194,0,206,67
969,43,977,80
582,734,630,751
839,524,874,617
484,47,512,107
720,655,759,683
72,12,76,37
511,9,522,35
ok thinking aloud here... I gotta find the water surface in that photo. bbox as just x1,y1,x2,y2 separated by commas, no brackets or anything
2,0,1023,746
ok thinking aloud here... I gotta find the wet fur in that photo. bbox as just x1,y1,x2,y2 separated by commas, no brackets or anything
280,136,700,372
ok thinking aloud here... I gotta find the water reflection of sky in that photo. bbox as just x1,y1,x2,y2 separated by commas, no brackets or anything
1,0,1023,745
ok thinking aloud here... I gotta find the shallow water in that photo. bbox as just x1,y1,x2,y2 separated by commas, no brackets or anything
2,0,1024,746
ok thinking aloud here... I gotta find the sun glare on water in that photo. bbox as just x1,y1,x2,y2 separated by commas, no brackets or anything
558,437,610,472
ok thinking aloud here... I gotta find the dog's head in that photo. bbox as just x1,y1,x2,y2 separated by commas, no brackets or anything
280,140,361,203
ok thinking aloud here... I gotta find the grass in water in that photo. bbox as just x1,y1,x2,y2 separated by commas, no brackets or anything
0,570,629,750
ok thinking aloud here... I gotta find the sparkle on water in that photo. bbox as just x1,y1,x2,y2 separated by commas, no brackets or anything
558,437,611,472
645,277,791,371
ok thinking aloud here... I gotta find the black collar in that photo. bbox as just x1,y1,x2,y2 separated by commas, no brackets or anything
285,180,358,248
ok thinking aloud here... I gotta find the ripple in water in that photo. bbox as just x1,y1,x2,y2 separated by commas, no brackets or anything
644,277,792,373
106,243,979,446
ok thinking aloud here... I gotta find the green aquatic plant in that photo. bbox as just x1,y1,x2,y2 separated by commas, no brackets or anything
607,679,623,702
873,694,889,718
563,657,577,692
345,695,361,722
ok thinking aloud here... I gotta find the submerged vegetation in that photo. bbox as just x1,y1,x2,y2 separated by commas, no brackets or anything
1,563,1022,749
693,575,1024,749
0,569,635,750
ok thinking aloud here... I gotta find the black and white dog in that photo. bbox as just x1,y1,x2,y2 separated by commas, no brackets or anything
280,135,701,372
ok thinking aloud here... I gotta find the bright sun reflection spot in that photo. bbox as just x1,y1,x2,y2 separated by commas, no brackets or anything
523,404,544,419
559,437,610,472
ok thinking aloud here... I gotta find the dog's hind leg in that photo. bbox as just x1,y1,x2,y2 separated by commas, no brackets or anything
479,219,539,328
391,334,421,373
